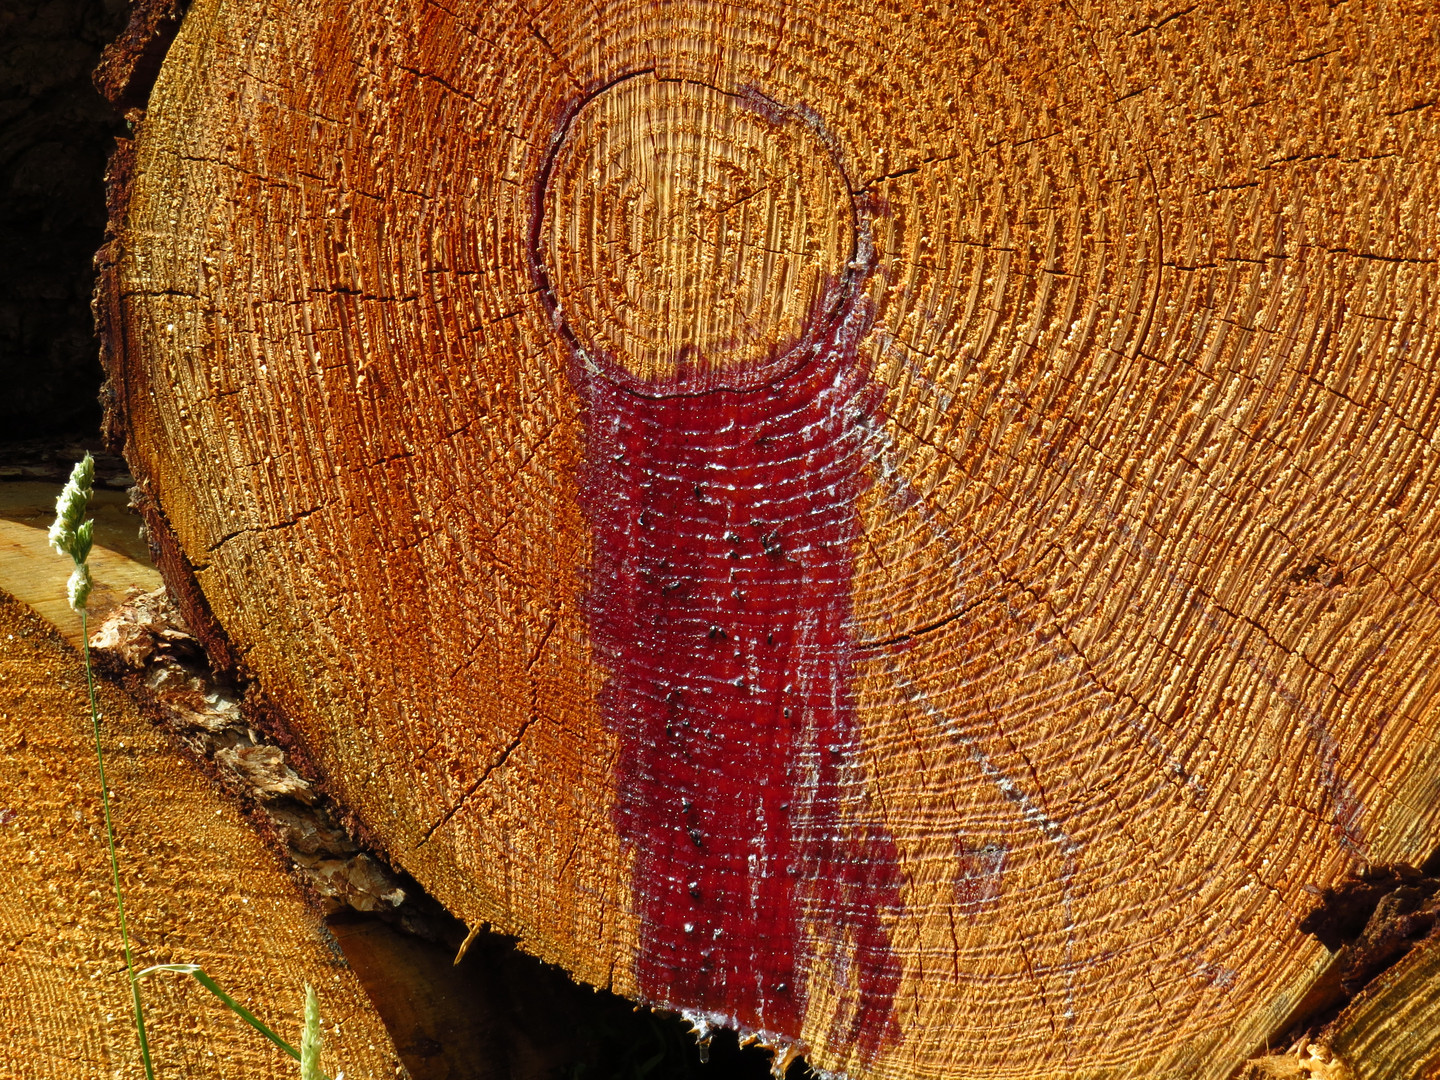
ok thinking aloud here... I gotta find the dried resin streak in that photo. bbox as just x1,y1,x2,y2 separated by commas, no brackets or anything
537,73,904,1052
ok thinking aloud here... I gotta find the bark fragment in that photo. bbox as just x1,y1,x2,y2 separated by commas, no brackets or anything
89,587,436,925
92,0,187,110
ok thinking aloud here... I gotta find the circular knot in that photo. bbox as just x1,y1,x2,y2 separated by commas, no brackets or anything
538,73,859,392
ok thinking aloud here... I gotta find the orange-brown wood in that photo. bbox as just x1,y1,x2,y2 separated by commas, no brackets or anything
0,588,405,1079
0,507,624,1080
101,0,1440,1076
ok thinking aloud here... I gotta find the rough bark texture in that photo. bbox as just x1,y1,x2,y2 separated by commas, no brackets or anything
99,0,1440,1077
0,589,406,1079
91,0,186,111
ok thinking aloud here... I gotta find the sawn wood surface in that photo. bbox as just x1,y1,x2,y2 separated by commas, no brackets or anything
98,0,1440,1076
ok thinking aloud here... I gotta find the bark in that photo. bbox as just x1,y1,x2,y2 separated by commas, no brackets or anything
97,0,1440,1076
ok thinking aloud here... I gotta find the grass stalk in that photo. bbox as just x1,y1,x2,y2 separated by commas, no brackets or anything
82,604,156,1079
51,455,154,1078
56,454,333,1079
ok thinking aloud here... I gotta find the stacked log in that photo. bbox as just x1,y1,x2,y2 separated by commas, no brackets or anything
94,0,1440,1076
0,589,405,1078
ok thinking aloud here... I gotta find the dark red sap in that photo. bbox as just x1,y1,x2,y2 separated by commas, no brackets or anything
574,310,905,1054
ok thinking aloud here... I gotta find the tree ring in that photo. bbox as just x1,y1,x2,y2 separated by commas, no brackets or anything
536,73,861,394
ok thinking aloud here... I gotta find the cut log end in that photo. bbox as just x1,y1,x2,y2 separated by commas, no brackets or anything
99,0,1440,1076
0,589,406,1079
537,72,859,389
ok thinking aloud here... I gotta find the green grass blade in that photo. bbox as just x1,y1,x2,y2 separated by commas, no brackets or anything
82,607,156,1080
138,964,332,1079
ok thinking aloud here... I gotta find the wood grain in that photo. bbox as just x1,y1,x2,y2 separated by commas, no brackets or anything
101,0,1440,1076
1241,928,1440,1079
1327,932,1440,1080
0,589,404,1078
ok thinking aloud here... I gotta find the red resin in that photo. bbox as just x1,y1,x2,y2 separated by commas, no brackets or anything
574,313,904,1056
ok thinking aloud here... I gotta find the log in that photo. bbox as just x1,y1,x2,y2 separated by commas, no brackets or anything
97,0,1440,1076
1240,923,1440,1079
0,587,405,1078
0,498,727,1080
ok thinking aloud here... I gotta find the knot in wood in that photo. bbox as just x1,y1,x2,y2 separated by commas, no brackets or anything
537,73,858,391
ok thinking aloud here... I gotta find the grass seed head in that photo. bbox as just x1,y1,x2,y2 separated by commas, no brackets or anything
50,453,95,555
51,453,97,610
301,984,323,1080
67,564,93,613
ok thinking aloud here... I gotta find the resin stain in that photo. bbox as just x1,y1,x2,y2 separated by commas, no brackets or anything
534,73,904,1055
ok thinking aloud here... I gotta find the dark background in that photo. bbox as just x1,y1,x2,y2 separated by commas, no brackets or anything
1,0,126,444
